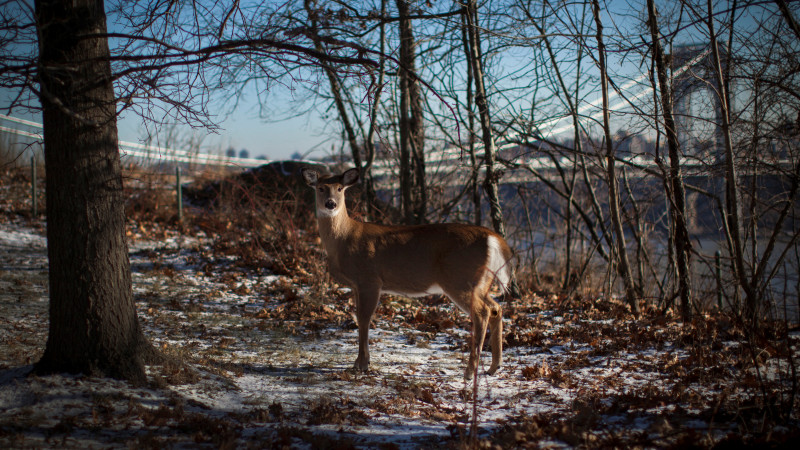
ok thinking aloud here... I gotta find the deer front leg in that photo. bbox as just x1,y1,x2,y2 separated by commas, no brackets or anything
353,283,381,372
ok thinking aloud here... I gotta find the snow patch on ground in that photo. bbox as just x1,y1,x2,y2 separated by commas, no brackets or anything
1,221,797,448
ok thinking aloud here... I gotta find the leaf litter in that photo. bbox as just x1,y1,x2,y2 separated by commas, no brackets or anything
1,172,799,448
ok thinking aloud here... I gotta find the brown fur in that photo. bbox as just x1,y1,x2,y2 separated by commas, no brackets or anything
302,168,512,379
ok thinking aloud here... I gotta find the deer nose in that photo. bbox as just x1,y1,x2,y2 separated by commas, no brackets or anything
325,199,337,210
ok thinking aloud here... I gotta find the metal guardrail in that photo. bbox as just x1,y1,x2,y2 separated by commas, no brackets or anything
5,112,794,184
0,114,268,168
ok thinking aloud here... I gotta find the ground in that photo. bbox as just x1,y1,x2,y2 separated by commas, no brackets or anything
0,170,798,448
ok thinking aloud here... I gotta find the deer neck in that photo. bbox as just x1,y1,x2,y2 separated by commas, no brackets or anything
317,208,358,250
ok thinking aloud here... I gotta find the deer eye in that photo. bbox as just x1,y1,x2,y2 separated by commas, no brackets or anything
337,187,343,192
318,187,324,193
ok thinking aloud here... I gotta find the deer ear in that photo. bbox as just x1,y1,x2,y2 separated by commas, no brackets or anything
342,168,360,187
301,168,319,187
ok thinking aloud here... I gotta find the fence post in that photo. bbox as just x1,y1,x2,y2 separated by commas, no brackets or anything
176,165,182,223
715,250,722,310
31,155,37,217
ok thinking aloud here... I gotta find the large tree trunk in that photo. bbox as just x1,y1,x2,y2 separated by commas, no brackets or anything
647,0,693,321
34,0,155,385
591,0,639,314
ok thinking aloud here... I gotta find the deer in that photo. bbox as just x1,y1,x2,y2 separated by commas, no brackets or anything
301,167,513,379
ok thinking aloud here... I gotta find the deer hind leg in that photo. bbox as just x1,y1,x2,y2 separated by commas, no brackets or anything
465,291,491,380
353,283,381,372
485,295,503,375
462,289,503,380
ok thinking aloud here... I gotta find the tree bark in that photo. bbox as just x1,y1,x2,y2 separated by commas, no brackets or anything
591,0,639,313
463,0,506,238
397,0,426,224
34,0,155,385
704,0,756,319
775,0,800,41
460,9,481,226
647,0,693,321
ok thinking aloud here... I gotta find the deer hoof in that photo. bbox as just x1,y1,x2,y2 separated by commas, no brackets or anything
464,365,476,380
353,358,370,372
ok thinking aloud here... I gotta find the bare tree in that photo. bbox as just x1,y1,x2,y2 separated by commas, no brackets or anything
302,0,386,214
463,0,508,238
698,0,753,318
397,0,427,224
1,0,380,382
646,0,693,320
515,0,593,295
32,0,158,384
591,0,639,313
305,0,366,171
775,0,800,41
459,7,482,226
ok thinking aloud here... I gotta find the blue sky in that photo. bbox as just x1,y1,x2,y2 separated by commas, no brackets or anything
0,0,334,162
117,102,330,161
1,90,330,161
1,74,335,161
3,0,779,162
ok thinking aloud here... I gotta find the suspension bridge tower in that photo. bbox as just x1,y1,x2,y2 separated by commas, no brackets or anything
671,43,730,164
